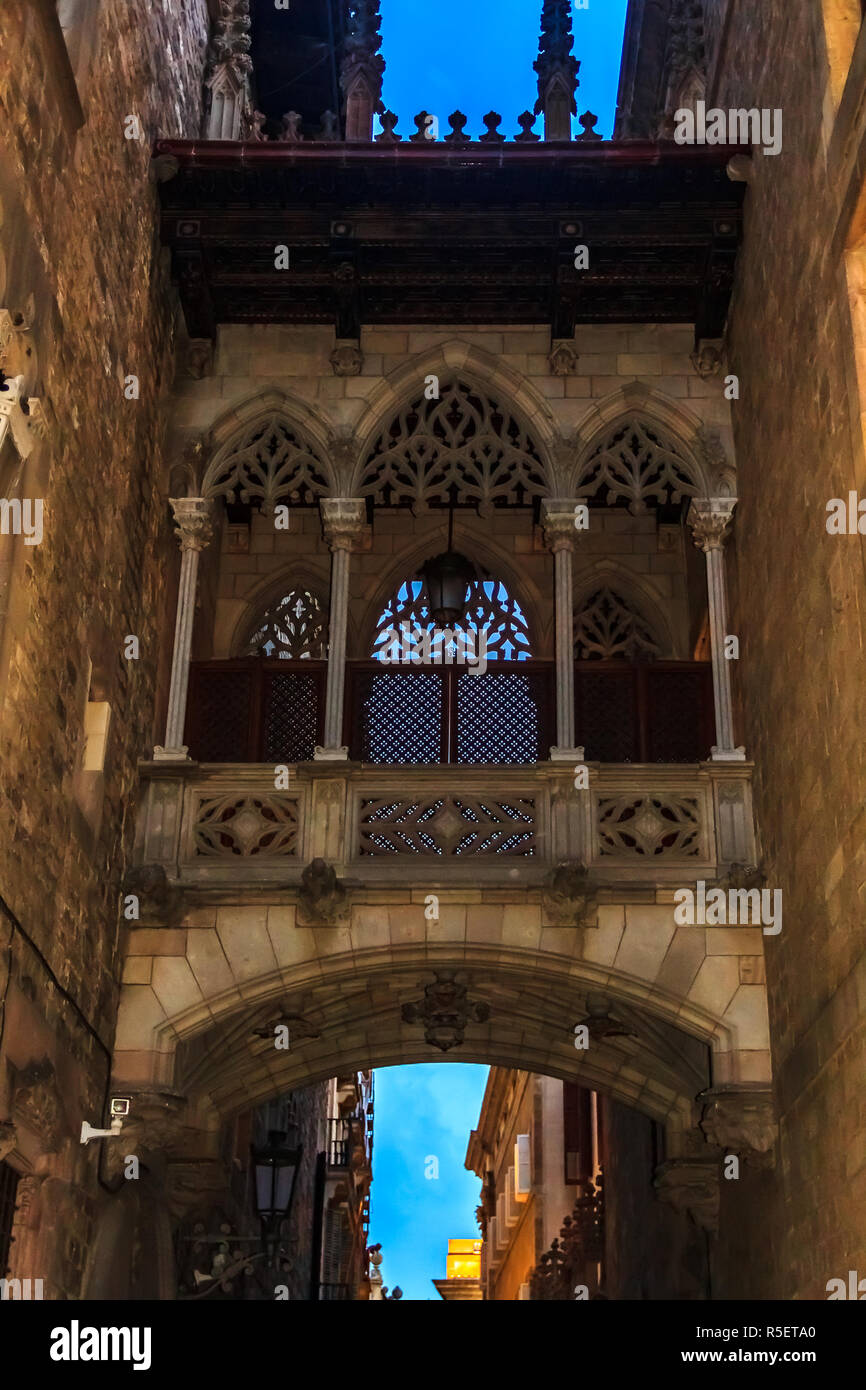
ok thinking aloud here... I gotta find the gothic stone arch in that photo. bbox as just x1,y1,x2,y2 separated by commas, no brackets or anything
112,897,771,1160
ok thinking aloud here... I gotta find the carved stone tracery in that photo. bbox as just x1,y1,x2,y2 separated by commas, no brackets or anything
359,380,550,513
574,586,663,660
575,417,701,513
203,416,330,512
247,587,328,659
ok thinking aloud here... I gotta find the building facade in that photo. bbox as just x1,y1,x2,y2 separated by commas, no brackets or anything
0,0,863,1300
432,1237,483,1301
467,1068,707,1299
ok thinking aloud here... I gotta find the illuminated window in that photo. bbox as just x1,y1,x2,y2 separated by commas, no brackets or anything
372,574,532,662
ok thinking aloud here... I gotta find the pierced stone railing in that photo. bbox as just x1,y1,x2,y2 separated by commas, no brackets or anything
134,759,757,892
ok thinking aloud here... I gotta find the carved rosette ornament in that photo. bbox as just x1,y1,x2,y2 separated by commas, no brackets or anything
654,1157,720,1233
699,1085,777,1169
401,972,491,1051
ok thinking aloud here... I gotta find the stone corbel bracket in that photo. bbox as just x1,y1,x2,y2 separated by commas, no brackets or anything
654,1157,720,1233
123,863,187,928
541,861,599,926
699,1084,778,1170
296,857,351,926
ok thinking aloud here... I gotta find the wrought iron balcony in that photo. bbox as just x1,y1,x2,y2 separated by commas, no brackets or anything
184,658,714,767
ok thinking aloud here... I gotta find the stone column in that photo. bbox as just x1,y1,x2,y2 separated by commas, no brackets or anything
154,498,215,762
316,499,368,760
687,498,745,762
541,499,583,761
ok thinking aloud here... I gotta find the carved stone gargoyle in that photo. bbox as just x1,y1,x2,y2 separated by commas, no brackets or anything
542,861,598,927
123,863,186,928
296,858,349,926
401,971,490,1052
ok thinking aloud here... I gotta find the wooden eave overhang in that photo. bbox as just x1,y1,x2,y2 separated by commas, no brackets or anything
153,139,747,340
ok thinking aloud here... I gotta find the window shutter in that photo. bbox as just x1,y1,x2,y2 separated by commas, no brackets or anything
514,1133,531,1198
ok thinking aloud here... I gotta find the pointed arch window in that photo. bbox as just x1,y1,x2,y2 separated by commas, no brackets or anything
574,587,662,661
247,587,328,660
372,574,533,662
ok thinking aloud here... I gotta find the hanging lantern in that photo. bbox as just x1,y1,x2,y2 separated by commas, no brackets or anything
419,504,477,627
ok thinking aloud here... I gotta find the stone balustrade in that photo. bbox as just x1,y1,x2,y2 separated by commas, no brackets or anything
133,759,757,892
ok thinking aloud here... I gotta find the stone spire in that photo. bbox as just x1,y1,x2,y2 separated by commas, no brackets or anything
202,0,254,141
534,0,579,141
341,0,385,142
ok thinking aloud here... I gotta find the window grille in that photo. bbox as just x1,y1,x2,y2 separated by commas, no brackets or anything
247,587,328,660
373,576,532,664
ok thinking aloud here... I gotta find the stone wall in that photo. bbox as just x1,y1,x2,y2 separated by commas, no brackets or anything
710,0,866,1299
602,1096,709,1300
0,0,210,1297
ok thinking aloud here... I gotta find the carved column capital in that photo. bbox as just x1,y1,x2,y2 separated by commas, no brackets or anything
699,1085,777,1169
540,497,583,553
654,1157,720,1233
169,496,215,553
687,497,737,553
320,497,369,553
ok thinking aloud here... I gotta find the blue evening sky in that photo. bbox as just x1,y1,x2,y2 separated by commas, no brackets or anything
369,1064,488,1300
366,2,629,1303
378,0,630,141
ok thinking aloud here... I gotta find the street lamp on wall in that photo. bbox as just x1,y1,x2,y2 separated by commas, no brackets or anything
252,1127,302,1266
